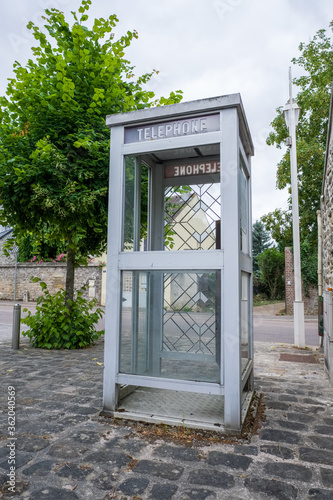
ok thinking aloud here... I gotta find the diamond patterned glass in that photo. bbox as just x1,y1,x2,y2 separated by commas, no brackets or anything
164,184,221,251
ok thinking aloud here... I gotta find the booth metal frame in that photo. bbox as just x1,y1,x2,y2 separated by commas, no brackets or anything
103,94,254,432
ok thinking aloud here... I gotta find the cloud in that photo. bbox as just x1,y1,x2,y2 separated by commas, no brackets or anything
0,0,331,224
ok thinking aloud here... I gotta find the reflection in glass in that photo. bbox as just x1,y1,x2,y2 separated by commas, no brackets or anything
123,156,148,251
120,270,221,383
241,272,251,373
164,184,221,251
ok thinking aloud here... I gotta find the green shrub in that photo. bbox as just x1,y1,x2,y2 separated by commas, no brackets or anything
22,278,104,349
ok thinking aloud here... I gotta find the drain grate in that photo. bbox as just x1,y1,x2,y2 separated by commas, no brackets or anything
279,353,318,364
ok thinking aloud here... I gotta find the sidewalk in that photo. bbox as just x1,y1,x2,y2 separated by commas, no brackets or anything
1,334,333,500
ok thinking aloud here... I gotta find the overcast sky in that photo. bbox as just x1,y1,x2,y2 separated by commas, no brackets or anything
1,0,332,224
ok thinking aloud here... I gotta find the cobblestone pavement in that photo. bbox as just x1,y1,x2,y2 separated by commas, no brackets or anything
0,336,333,500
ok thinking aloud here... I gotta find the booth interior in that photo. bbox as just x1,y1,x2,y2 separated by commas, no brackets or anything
103,95,254,433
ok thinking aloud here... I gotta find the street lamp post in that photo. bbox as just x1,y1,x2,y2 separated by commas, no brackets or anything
283,67,305,348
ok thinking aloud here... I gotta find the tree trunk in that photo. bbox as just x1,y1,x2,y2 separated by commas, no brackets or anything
65,238,75,309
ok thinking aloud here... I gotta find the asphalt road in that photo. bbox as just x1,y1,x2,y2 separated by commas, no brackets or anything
0,301,320,346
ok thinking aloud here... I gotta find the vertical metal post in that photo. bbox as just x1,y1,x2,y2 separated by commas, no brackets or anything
12,304,21,350
288,68,305,348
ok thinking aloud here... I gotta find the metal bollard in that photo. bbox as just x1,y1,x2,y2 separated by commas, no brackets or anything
12,304,21,350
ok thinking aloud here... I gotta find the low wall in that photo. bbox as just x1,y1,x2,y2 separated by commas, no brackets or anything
0,263,103,304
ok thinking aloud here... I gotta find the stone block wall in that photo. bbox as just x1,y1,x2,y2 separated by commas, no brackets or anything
285,247,318,315
322,144,333,291
0,263,103,304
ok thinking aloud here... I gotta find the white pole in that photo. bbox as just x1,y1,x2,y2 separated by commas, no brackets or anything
288,67,305,348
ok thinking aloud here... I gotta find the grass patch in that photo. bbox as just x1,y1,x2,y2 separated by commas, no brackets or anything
253,296,284,307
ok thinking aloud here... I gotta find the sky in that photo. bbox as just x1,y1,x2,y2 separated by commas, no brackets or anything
0,0,332,224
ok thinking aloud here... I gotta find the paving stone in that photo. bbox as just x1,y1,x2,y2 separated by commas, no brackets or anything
103,436,146,455
266,401,290,411
2,337,333,500
70,396,97,405
323,417,333,426
0,475,29,497
19,421,66,435
320,468,333,488
188,468,235,489
278,395,298,402
69,430,101,445
85,450,130,467
24,486,79,499
134,460,184,480
244,477,298,500
37,401,65,410
308,488,333,499
117,477,150,495
302,398,327,406
93,470,117,490
55,463,95,480
299,447,333,466
287,412,316,424
285,388,305,396
260,428,301,444
59,415,88,426
233,444,258,456
154,444,200,462
276,419,308,431
17,435,51,452
309,435,333,451
0,450,33,470
264,462,312,482
178,489,216,499
47,441,88,459
149,483,178,499
207,451,253,470
315,425,333,436
293,404,325,414
69,405,100,415
260,445,295,459
21,460,55,477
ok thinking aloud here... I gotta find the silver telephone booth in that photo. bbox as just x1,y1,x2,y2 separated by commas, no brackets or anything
103,94,254,433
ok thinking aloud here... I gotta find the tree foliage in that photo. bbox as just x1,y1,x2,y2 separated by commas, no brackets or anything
258,247,285,300
252,220,271,276
261,209,293,252
265,25,333,253
0,0,183,304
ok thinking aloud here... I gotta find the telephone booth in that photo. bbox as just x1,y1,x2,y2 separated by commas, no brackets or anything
103,94,254,432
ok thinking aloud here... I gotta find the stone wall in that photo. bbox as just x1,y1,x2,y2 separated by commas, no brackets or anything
0,263,103,304
322,144,333,291
285,247,318,315
322,88,333,382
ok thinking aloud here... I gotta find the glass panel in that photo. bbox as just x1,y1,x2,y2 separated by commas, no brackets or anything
164,184,221,251
240,161,249,254
123,156,148,251
120,271,149,374
120,270,221,383
241,272,251,373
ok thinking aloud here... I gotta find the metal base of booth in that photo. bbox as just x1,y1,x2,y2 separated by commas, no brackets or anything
113,386,253,434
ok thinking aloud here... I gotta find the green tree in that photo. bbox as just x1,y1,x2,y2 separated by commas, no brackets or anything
0,0,182,306
261,209,293,252
265,25,333,253
252,220,271,276
258,247,285,300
